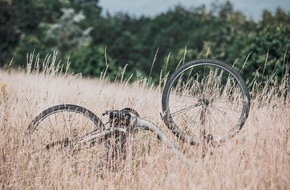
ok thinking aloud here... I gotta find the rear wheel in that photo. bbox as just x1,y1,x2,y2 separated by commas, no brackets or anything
162,59,250,145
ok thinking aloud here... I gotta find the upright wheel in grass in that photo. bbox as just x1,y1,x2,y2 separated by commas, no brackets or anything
162,59,250,145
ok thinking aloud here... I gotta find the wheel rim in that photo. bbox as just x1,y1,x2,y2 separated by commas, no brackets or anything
27,106,131,173
164,62,250,144
28,109,103,152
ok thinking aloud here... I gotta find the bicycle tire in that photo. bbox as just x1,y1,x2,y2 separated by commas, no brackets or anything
162,59,250,145
27,104,105,151
27,104,130,171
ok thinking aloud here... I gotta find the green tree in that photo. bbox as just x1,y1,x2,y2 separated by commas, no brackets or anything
68,45,122,79
2,0,289,85
0,0,65,66
236,8,290,83
10,0,102,65
0,1,16,66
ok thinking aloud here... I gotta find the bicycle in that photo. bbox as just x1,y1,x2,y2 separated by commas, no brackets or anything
27,105,187,164
27,59,250,162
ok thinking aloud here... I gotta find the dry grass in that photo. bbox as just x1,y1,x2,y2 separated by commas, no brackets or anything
0,58,289,189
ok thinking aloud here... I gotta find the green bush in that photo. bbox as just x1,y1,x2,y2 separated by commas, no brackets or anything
68,45,122,80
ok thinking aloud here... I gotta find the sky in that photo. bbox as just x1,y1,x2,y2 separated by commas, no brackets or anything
99,0,290,21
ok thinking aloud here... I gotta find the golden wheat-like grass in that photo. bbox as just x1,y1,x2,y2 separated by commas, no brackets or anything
0,57,289,189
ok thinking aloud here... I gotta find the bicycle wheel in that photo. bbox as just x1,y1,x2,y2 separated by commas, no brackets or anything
27,104,105,152
162,59,250,145
27,104,131,172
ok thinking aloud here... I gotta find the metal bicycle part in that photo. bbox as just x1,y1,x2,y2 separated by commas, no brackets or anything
27,106,188,164
27,104,105,152
162,59,251,145
76,116,188,162
27,104,133,172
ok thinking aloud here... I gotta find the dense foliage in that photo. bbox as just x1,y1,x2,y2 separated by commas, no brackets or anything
1,0,289,83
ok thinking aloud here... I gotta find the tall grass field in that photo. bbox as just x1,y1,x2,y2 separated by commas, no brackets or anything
0,54,289,189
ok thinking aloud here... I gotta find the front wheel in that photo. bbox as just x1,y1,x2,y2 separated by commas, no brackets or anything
27,104,131,172
27,104,104,152
162,59,250,145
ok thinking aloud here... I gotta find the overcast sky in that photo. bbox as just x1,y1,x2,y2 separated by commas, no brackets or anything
99,0,290,20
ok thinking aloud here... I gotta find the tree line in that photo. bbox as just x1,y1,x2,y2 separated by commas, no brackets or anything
1,0,289,84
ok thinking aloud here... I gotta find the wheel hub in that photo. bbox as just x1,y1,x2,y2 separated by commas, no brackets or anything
198,98,209,107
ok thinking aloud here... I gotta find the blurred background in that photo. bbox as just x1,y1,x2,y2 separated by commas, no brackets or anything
1,0,289,83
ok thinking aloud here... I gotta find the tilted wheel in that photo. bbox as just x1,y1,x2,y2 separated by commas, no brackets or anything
162,59,250,145
27,104,110,167
27,104,104,150
27,104,132,171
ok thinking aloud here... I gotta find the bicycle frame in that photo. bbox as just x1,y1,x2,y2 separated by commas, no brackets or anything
74,114,188,162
